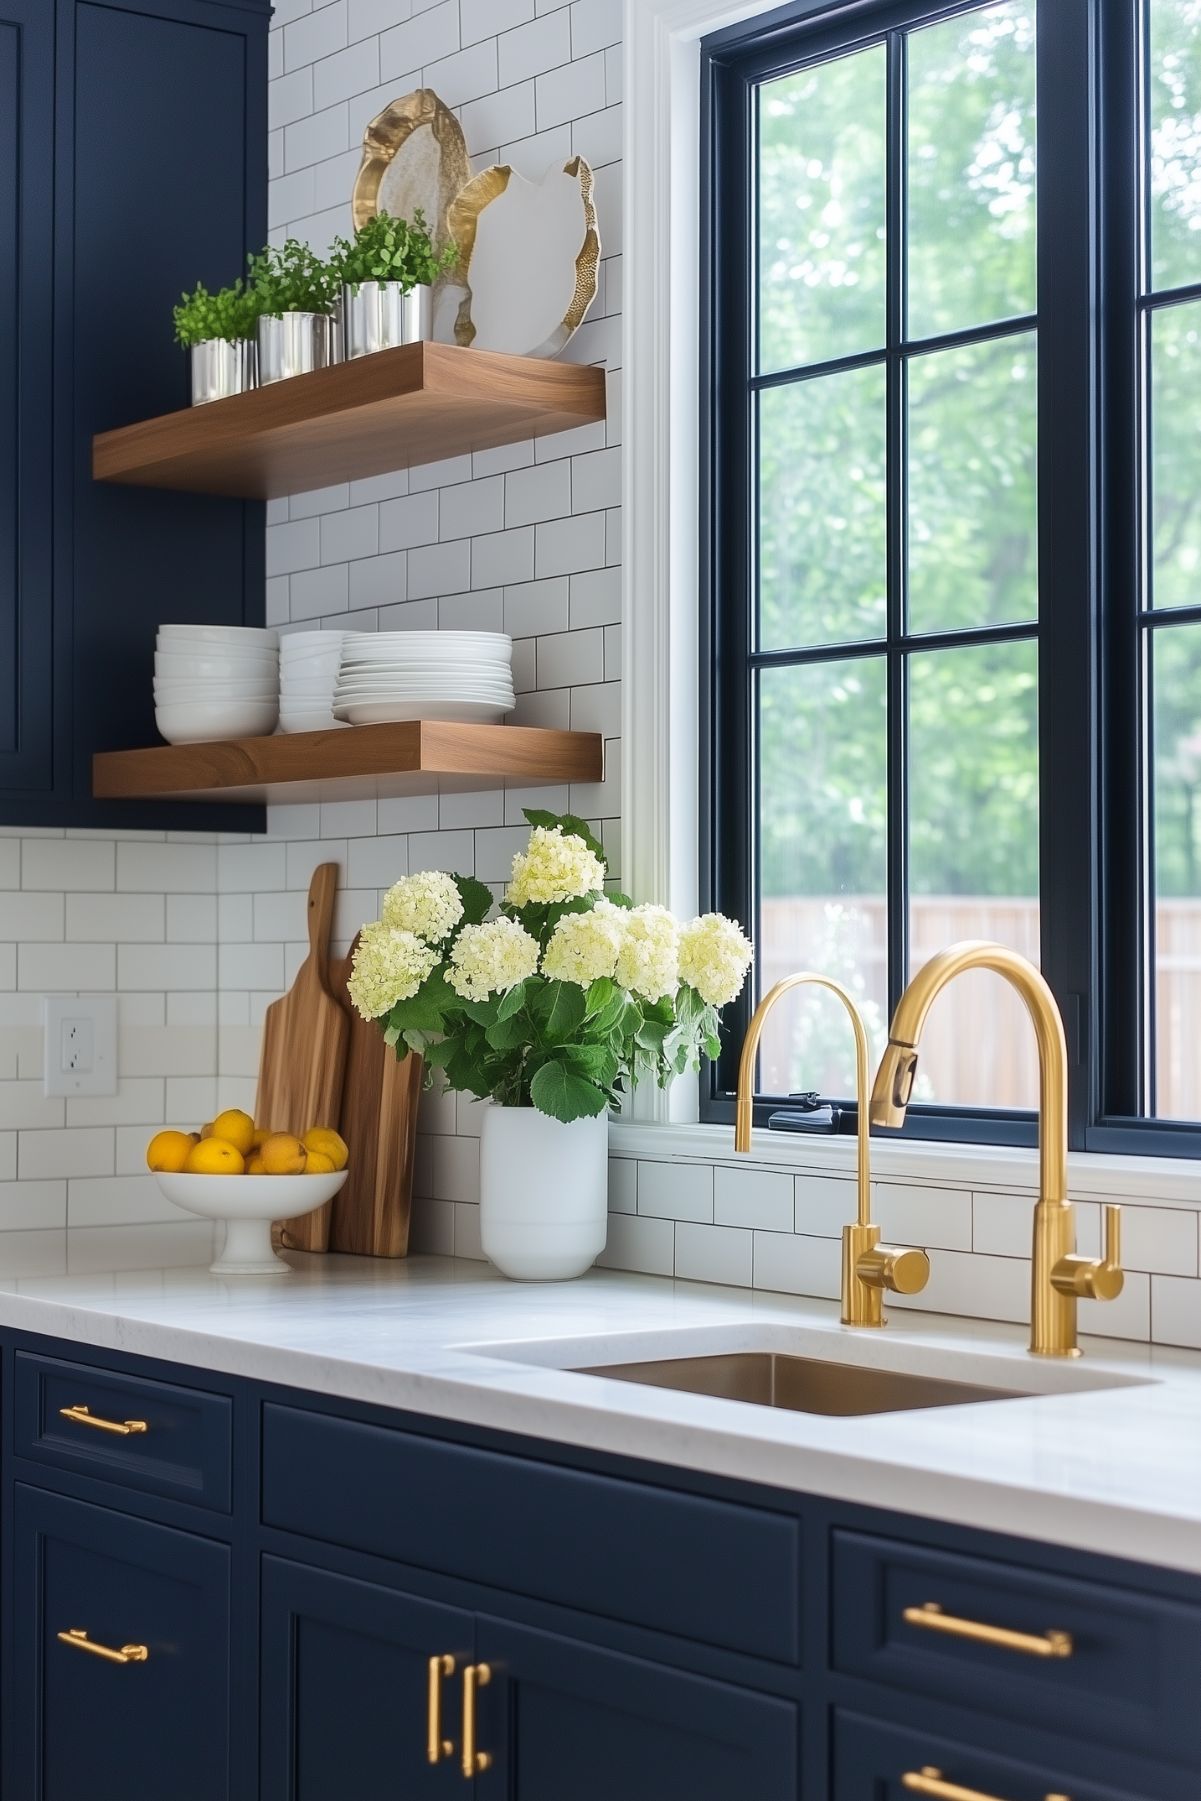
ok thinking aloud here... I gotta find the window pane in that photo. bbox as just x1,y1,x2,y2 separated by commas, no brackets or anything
758,367,887,650
906,331,1038,635
1150,302,1201,610
758,45,886,374
1150,624,1201,1118
907,640,1040,1109
907,0,1036,341
757,658,888,1095
1148,0,1201,293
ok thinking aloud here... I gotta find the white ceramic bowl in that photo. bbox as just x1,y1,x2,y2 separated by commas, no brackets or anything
154,678,278,699
155,651,278,679
333,697,511,725
278,712,348,733
156,699,279,744
154,1170,348,1274
158,623,278,648
280,630,344,653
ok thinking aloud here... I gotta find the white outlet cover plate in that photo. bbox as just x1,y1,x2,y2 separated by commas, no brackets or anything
43,995,118,1098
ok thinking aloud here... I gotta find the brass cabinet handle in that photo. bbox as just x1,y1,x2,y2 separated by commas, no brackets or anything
427,1654,456,1765
59,1404,148,1437
903,1768,1070,1801
461,1662,492,1779
57,1628,149,1666
903,1601,1073,1659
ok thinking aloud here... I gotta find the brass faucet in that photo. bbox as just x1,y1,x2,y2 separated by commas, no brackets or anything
736,973,930,1327
869,941,1124,1358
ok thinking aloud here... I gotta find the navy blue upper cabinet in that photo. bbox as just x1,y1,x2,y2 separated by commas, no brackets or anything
0,0,269,830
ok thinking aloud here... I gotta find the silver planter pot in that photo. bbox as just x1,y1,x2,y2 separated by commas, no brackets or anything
340,281,432,360
190,338,256,406
257,312,336,385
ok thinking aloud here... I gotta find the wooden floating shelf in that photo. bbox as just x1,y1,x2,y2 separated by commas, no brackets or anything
93,722,604,806
92,342,607,500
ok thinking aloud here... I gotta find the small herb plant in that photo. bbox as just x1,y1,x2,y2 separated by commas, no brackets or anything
172,279,260,347
330,209,457,296
246,239,338,316
346,811,755,1124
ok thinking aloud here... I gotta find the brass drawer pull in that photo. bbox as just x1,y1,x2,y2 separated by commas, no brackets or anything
904,1769,1069,1801
461,1662,492,1779
59,1404,148,1437
903,1601,1073,1659
57,1628,149,1666
427,1653,455,1765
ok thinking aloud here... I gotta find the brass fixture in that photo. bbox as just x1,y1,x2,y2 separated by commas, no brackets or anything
461,1662,492,1779
59,1404,148,1436
902,1601,1073,1659
735,972,930,1326
56,1628,149,1665
902,1769,1071,1801
427,1654,456,1765
869,941,1124,1358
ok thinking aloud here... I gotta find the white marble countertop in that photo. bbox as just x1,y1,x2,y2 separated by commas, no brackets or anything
0,1227,1198,1575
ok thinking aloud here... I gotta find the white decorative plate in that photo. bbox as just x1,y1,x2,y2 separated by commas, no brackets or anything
447,156,601,358
334,698,513,725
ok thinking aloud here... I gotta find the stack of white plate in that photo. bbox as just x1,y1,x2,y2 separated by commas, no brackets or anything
279,631,347,733
332,631,516,725
154,625,279,744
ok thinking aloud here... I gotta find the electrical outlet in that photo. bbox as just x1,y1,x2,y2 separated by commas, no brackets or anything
44,996,117,1098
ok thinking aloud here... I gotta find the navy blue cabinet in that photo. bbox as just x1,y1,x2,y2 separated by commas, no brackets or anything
0,0,269,830
10,1484,232,1799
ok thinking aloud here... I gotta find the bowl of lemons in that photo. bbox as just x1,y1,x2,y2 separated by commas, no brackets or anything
147,1109,349,1276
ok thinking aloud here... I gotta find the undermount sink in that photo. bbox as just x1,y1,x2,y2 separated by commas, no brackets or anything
572,1350,1030,1418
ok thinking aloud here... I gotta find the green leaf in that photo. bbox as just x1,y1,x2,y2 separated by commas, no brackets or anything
561,1042,618,1085
453,873,494,927
485,1011,528,1052
584,976,616,1016
534,979,587,1041
496,980,529,1021
529,1059,609,1122
421,1036,456,1070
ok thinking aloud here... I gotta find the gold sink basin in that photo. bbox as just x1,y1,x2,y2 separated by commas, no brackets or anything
573,1350,1030,1418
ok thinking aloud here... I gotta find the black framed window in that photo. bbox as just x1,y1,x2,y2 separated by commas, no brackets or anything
702,0,1201,1152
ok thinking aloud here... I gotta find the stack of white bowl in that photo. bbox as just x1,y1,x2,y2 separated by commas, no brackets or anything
154,625,279,745
332,631,516,726
278,631,347,733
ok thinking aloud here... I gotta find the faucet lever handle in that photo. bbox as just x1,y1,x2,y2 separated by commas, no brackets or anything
1050,1203,1124,1303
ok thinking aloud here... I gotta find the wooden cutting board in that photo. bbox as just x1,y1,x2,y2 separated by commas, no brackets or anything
259,862,350,1253
327,933,423,1258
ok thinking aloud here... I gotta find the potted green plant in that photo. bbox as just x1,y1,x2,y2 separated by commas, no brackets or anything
329,209,457,359
172,279,260,405
347,810,754,1281
246,239,339,384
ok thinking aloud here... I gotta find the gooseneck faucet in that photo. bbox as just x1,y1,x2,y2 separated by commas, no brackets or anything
736,973,930,1328
869,941,1123,1358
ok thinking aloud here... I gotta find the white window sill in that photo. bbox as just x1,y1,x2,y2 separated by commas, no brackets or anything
608,1119,1201,1209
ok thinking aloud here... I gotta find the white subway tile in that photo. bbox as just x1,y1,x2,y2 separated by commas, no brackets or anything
284,101,349,171
291,563,350,619
890,1248,1028,1326
218,843,287,892
431,1133,480,1204
504,577,569,637
268,165,317,228
119,1025,217,1080
166,894,217,944
348,0,405,42
68,1174,185,1228
537,626,604,687
19,944,116,991
570,0,621,56
454,1200,485,1260
608,1156,636,1214
270,66,315,130
1152,1274,1201,1349
0,1081,64,1131
499,10,570,85
284,2,346,73
874,1181,973,1252
118,840,215,894
573,98,621,167
536,50,605,130
1094,1200,1197,1276
319,796,376,837
438,789,503,829
500,121,572,179
473,826,530,883
675,1220,752,1288
409,830,475,874
511,688,570,729
350,549,408,609
568,679,620,736
409,539,471,600
67,1078,166,1128
118,944,217,993
1080,1271,1151,1342
321,504,379,565
379,597,438,631
471,526,534,588
410,1193,455,1255
165,1076,219,1123
752,1229,842,1301
439,588,503,631
314,35,381,108
440,475,504,540
20,1127,113,1181
460,81,535,155
714,1164,793,1232
410,453,474,492
267,517,322,575
253,889,310,942
473,439,534,478
0,841,18,887
505,460,571,527
0,891,65,941
22,838,115,892
347,834,410,889
793,1173,862,1238
379,0,458,79
597,1211,674,1276
424,39,498,107
637,1159,712,1222
535,510,606,577
463,0,532,45
569,565,621,628
65,893,162,943
572,445,621,512
377,794,440,834
0,1179,67,1230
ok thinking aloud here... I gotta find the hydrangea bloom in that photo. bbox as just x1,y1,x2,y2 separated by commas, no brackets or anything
381,870,463,944
614,904,680,1003
346,921,439,1020
507,826,605,909
448,917,541,1002
541,906,624,988
678,912,754,1007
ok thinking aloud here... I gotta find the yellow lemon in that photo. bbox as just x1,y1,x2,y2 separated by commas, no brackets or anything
260,1132,307,1176
302,1127,349,1172
245,1152,266,1175
184,1138,245,1176
210,1108,256,1157
199,1120,216,1139
250,1126,270,1152
304,1150,336,1175
146,1130,194,1173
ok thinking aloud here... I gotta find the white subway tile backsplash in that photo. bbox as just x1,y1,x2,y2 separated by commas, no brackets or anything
380,0,458,79
425,38,498,108
314,36,381,108
597,1211,674,1277
22,838,115,892
714,1164,793,1233
66,893,162,943
0,892,65,941
1152,1275,1201,1349
19,943,115,992
471,526,534,588
499,10,571,84
19,1127,113,1182
409,539,471,600
752,1229,842,1301
637,1160,713,1223
505,461,572,527
608,1156,636,1214
463,0,531,44
675,1221,753,1288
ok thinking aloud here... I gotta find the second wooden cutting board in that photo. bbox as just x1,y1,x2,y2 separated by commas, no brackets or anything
327,932,423,1258
258,862,349,1253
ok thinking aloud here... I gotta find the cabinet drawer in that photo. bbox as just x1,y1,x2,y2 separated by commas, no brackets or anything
832,1530,1201,1767
832,1708,1186,1801
10,1484,231,1801
262,1404,802,1663
14,1350,232,1511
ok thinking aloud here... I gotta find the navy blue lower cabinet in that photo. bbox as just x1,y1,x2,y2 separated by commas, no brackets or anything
9,1483,232,1799
473,1616,800,1800
260,1557,474,1798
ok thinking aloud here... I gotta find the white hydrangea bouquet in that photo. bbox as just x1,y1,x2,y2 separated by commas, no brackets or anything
347,809,754,1125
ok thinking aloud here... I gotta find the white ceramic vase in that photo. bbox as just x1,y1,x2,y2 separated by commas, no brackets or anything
479,1105,608,1281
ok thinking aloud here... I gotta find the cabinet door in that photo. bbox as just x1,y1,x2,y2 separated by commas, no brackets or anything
261,1556,474,1799
9,1483,232,1800
474,1616,799,1801
0,0,54,794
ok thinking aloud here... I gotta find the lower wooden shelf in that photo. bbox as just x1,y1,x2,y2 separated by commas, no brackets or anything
92,722,604,805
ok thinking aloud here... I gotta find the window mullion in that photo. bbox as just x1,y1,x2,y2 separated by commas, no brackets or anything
885,26,909,1016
